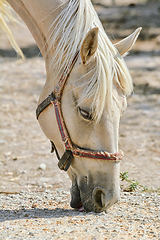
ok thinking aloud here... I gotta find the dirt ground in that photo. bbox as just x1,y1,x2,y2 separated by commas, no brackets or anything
0,0,160,195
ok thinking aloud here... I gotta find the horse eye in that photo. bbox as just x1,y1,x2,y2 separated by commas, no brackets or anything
78,107,92,121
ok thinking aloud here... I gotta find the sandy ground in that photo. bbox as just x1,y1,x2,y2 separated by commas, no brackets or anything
0,190,160,239
1,0,160,194
0,1,160,239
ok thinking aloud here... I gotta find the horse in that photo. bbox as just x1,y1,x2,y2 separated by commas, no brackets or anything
1,0,141,212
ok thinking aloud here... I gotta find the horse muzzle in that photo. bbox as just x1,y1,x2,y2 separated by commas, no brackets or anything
70,177,120,212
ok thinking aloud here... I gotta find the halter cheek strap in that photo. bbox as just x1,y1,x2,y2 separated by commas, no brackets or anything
36,91,74,172
36,51,124,171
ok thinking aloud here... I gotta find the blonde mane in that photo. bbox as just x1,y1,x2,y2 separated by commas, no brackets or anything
0,0,24,59
47,0,133,121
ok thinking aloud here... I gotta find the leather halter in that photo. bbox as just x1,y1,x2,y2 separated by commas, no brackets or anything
36,51,123,171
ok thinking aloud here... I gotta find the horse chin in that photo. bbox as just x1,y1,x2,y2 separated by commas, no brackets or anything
70,180,81,209
70,181,86,212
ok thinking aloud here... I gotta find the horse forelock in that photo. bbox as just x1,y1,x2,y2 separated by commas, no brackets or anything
46,0,133,122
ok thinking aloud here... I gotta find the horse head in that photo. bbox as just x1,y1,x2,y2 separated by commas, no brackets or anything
61,28,141,212
38,24,141,212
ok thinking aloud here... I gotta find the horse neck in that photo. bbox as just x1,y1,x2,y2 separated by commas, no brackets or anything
7,0,67,67
6,0,74,102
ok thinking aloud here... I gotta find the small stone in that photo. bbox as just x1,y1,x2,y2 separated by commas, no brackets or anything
39,163,46,170
29,232,34,236
31,202,37,208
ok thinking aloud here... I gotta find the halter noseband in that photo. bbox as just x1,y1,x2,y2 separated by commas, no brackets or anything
36,51,123,171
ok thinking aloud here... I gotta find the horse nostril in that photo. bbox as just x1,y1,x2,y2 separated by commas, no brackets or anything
92,187,105,209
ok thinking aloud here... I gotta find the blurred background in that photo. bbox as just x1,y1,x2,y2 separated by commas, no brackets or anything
0,0,160,193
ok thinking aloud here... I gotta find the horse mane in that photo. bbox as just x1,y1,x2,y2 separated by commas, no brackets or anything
0,0,24,59
47,0,133,122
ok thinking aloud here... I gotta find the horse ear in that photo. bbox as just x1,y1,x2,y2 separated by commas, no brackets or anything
115,27,142,56
80,27,99,64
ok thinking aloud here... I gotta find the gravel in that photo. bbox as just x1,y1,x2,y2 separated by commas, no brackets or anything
0,190,160,239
